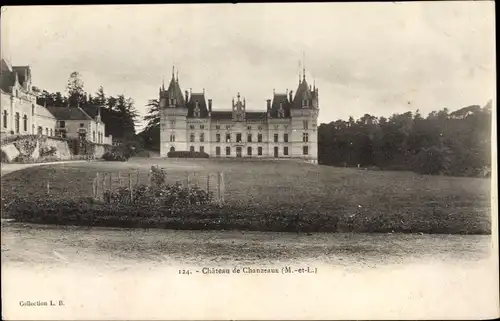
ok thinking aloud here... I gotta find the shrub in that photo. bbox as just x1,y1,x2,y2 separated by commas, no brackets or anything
150,165,166,187
40,146,57,157
102,182,213,207
167,151,209,158
102,151,128,162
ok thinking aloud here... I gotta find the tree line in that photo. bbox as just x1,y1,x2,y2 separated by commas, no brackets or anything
35,72,139,142
318,101,492,177
138,97,492,177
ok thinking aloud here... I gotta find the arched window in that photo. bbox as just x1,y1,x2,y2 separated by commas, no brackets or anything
170,146,175,152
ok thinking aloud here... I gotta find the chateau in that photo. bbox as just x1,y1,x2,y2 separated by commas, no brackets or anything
159,67,319,162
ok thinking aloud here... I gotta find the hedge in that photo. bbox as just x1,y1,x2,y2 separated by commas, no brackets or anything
167,151,209,158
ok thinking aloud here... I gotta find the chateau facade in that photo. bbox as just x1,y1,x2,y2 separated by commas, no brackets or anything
159,67,319,162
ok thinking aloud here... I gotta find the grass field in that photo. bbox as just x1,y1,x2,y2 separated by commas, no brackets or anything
0,157,492,234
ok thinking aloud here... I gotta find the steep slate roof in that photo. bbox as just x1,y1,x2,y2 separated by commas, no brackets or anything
210,111,233,120
165,75,185,107
0,59,33,93
80,105,102,118
187,93,209,118
46,106,93,121
246,111,267,120
269,93,291,118
35,106,56,119
0,58,17,93
291,77,317,109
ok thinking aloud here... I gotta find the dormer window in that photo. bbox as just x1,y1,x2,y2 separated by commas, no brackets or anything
302,99,309,108
278,103,284,118
169,98,176,106
194,101,200,118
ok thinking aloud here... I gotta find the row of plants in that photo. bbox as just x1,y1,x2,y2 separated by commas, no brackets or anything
3,193,489,234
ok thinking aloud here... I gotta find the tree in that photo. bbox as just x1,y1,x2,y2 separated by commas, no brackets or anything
66,71,85,107
143,99,160,130
92,86,107,106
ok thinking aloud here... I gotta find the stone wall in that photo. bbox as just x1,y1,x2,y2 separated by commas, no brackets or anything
0,134,114,163
40,137,73,160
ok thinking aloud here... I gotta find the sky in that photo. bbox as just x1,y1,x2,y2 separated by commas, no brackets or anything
1,3,495,131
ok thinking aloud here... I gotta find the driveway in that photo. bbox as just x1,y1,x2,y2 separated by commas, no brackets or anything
0,160,87,177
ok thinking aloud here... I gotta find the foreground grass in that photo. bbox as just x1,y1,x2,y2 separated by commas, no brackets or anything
0,158,492,234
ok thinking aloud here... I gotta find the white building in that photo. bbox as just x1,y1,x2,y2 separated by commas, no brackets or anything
0,58,57,137
159,67,319,162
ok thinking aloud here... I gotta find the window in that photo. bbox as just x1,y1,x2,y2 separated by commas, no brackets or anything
23,115,28,132
258,147,263,156
284,146,289,156
303,132,309,142
225,133,231,142
200,133,205,142
284,133,288,143
93,131,96,142
247,134,252,142
190,125,195,130
200,124,204,130
226,146,231,156
216,125,220,130
32,124,35,134
80,123,84,128
2,110,7,128
303,120,309,130
37,126,42,135
247,146,252,156
258,133,263,143
15,113,20,133
190,133,195,142
226,125,231,130
274,133,278,143
216,146,221,156
247,126,252,130
45,128,49,136
170,146,175,152
190,146,195,152
32,104,35,116
200,146,204,153
170,134,175,142
303,99,309,107
303,145,309,155
62,131,67,138
236,133,242,143
274,146,279,157
59,120,66,128
50,129,53,137
170,98,176,106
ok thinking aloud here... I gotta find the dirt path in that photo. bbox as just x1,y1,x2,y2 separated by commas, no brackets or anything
0,160,87,177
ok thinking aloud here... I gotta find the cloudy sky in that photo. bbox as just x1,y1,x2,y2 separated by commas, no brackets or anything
1,3,495,130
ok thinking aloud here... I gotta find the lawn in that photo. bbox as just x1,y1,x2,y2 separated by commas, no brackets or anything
0,158,492,234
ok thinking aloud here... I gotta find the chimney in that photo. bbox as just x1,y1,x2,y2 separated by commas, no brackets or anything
266,99,271,111
185,90,189,102
208,99,212,112
289,90,293,103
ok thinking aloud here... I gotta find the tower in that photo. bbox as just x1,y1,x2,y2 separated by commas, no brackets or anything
289,66,319,163
159,66,188,157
